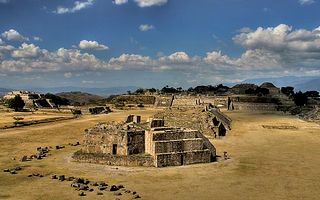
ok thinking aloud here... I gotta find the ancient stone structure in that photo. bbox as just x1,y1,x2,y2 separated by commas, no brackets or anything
3,91,56,108
145,125,216,167
154,107,231,139
260,82,280,95
83,122,145,156
77,116,216,167
228,96,278,111
88,106,111,115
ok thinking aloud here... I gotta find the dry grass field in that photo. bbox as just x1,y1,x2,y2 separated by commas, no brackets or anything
0,108,319,200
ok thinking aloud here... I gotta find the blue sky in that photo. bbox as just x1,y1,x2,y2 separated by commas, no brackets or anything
0,0,320,89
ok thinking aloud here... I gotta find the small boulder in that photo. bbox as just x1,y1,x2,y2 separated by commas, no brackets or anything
15,166,22,171
110,185,119,192
58,175,65,181
133,194,141,199
96,192,103,195
114,192,122,196
51,175,57,179
78,192,86,196
20,156,28,162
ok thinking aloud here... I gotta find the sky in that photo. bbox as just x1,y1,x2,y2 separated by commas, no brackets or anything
0,0,320,89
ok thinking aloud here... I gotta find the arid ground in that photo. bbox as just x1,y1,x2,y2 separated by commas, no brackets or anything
0,108,319,200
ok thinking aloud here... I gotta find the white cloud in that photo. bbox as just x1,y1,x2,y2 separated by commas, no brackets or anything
164,52,190,63
1,29,29,41
113,0,128,5
11,43,44,58
2,25,320,81
139,24,155,32
233,24,320,59
79,40,109,50
33,36,42,41
109,54,153,69
134,0,168,7
299,0,315,5
64,72,73,78
54,0,94,14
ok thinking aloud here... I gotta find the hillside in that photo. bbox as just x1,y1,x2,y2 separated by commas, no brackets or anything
243,76,320,92
56,91,106,105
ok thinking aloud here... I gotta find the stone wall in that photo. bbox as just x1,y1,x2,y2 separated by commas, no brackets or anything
171,95,228,107
232,102,278,111
127,131,145,155
153,138,203,154
83,123,145,156
154,150,211,167
154,96,174,107
73,150,154,167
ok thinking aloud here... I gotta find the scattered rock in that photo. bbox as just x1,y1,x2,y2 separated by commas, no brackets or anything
3,169,10,172
10,170,16,174
114,192,122,196
118,185,124,189
58,175,65,181
20,155,28,162
51,175,57,179
98,186,107,191
110,185,119,191
78,192,86,196
14,166,22,171
97,192,103,195
132,194,141,199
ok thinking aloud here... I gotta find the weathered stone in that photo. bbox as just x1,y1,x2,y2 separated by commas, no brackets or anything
132,194,141,199
96,192,103,195
110,185,119,191
20,156,28,162
3,169,10,172
98,181,107,186
10,170,16,174
113,191,122,196
51,175,57,179
58,175,65,181
78,192,86,196
14,166,22,171
79,184,89,191
98,186,107,191
90,182,98,186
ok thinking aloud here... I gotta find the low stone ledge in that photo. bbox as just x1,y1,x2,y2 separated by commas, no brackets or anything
72,150,154,167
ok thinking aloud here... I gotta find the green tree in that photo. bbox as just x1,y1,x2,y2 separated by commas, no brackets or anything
6,95,25,111
293,91,308,107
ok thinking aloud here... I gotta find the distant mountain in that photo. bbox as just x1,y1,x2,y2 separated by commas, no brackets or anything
243,76,320,92
56,91,106,105
25,86,139,97
0,88,11,97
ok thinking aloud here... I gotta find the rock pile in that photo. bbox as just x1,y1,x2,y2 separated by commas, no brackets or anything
50,175,141,198
3,166,22,175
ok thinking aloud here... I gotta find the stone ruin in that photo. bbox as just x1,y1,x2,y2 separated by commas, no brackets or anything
154,107,231,139
75,115,216,167
89,106,112,115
